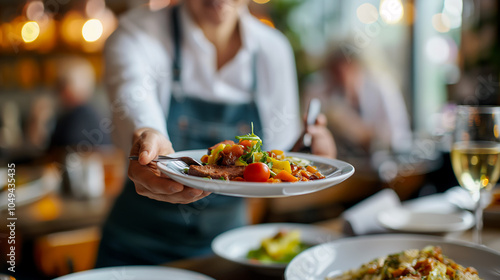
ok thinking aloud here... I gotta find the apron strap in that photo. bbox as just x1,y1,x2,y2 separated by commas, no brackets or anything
250,52,258,94
171,5,182,83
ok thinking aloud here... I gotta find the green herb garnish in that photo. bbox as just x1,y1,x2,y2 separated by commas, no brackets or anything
235,122,263,164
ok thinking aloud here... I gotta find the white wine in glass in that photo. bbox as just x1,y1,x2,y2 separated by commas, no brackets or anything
450,106,500,244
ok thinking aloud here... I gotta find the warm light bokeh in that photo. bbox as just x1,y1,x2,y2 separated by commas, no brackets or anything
82,19,103,42
21,21,40,43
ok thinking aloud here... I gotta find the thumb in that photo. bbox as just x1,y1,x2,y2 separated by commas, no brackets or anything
138,133,159,165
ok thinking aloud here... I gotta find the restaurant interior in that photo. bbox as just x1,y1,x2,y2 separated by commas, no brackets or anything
0,0,499,279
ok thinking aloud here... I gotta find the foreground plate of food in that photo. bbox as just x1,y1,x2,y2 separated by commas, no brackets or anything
53,266,215,280
285,234,500,280
157,150,354,197
211,223,338,275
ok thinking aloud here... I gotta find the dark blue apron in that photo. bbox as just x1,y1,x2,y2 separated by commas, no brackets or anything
96,5,262,267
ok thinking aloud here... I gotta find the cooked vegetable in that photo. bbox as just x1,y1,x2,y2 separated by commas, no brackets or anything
247,230,309,264
275,170,299,182
188,123,325,183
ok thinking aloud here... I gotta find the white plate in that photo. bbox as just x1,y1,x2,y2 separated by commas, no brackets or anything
211,223,339,275
53,266,215,280
285,234,500,280
157,150,354,197
376,207,475,234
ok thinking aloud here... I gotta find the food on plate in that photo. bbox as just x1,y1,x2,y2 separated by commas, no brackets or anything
186,125,325,183
247,229,309,264
328,245,482,280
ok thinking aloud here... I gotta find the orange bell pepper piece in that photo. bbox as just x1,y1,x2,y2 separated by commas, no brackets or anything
275,170,299,182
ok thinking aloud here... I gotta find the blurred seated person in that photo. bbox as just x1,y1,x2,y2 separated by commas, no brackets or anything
305,48,412,158
49,56,111,149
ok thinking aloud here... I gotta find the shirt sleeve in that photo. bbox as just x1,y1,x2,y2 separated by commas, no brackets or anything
256,32,302,151
104,27,168,154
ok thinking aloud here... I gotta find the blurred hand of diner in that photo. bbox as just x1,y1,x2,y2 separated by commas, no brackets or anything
128,127,211,204
306,114,337,159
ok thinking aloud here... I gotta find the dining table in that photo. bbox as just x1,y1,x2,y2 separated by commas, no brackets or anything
163,216,500,280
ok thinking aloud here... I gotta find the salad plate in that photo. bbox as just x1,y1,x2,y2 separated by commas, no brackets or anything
211,223,339,275
53,266,215,280
285,234,500,280
157,150,354,198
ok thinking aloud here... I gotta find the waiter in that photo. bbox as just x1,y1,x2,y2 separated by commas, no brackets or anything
96,0,336,266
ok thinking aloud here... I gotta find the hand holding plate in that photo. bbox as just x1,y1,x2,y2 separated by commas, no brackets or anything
128,127,211,204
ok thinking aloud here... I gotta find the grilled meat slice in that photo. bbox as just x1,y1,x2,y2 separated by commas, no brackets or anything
188,165,244,180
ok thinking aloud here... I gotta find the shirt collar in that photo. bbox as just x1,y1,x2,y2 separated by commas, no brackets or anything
178,4,257,54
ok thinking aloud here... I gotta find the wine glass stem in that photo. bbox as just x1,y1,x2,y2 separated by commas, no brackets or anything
472,191,483,244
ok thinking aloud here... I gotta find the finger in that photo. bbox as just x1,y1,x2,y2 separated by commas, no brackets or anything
138,133,160,165
184,186,205,198
129,163,184,194
315,114,328,126
135,183,211,204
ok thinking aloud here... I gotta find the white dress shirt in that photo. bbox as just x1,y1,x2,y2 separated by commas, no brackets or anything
104,4,301,153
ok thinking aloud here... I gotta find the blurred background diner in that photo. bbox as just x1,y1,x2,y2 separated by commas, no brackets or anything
0,0,499,279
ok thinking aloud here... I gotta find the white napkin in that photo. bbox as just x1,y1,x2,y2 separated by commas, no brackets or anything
341,187,486,236
443,186,493,210
342,188,401,235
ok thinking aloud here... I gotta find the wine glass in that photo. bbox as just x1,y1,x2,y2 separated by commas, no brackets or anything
450,106,500,244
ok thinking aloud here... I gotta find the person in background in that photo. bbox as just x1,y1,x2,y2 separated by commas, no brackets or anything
305,48,412,157
49,56,110,149
96,0,336,267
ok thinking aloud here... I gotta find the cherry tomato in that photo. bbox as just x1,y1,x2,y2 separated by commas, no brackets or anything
244,162,270,182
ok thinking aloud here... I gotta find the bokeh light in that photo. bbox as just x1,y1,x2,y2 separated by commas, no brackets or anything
425,36,450,64
380,0,404,24
61,11,85,46
82,19,103,42
26,1,44,21
443,0,463,29
357,3,379,24
432,13,451,33
21,21,40,43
